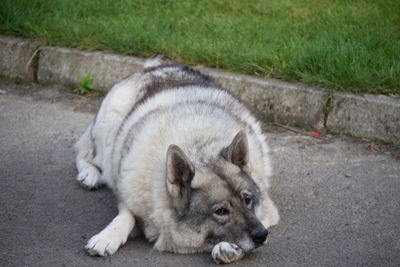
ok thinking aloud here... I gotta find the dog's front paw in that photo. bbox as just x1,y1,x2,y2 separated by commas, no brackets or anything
77,166,101,190
85,231,126,256
211,242,244,264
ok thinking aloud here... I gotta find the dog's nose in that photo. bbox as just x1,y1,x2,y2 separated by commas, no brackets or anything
250,227,268,244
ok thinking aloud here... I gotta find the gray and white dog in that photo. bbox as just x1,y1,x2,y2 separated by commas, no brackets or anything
75,57,279,264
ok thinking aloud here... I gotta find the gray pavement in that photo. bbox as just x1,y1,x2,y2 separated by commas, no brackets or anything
1,81,399,267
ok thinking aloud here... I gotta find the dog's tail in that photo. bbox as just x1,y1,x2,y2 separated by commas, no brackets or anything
144,54,165,68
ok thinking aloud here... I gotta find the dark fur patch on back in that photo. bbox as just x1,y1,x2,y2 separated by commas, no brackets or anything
135,64,221,109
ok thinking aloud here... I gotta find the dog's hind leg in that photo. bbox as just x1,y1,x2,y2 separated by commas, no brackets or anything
75,122,101,190
86,203,135,256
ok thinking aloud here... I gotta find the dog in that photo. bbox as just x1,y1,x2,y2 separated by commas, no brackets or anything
74,56,279,264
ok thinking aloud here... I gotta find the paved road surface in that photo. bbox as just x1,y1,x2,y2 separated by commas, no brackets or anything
1,82,399,266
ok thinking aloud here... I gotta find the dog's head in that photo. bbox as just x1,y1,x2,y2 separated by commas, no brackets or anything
166,131,271,253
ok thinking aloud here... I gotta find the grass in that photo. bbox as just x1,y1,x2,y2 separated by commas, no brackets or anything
1,0,399,95
75,73,97,95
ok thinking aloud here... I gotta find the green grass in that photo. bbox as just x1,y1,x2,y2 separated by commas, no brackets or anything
75,73,97,95
1,0,399,94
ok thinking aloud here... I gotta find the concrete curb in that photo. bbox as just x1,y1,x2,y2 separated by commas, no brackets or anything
0,36,39,82
197,67,327,130
1,36,399,145
327,93,400,145
38,46,145,90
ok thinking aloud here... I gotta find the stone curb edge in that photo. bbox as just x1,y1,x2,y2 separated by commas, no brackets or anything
1,35,399,145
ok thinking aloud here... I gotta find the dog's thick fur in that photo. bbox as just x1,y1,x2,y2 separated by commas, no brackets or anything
75,58,279,262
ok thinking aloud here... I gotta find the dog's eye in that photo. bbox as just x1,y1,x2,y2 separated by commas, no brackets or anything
214,208,229,216
244,196,252,207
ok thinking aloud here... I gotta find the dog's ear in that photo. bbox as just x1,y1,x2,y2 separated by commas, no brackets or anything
166,144,195,215
222,130,249,169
